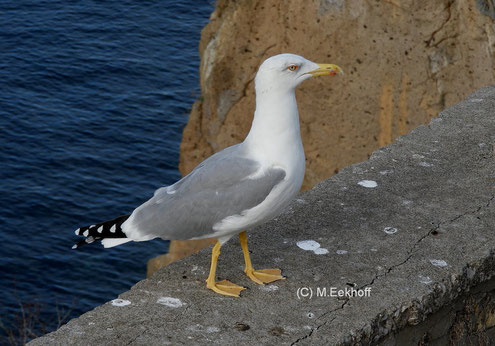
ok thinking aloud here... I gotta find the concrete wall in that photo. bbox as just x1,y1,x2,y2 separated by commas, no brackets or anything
29,86,495,345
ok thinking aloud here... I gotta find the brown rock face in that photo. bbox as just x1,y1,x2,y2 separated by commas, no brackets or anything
179,0,495,190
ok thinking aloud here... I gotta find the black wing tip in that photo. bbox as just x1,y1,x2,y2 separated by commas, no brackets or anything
72,214,131,249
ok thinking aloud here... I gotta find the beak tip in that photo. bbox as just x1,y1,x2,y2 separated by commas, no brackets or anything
313,63,344,77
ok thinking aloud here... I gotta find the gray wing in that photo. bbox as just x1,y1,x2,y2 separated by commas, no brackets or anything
124,144,286,240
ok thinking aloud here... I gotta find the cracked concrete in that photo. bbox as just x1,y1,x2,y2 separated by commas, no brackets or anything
29,86,495,345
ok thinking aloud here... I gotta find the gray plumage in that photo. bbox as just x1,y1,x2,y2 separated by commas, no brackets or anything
123,144,286,241
73,54,341,250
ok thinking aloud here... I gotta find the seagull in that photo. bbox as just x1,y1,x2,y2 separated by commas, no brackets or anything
73,53,343,297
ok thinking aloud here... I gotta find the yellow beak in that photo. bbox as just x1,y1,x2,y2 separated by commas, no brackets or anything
308,63,344,77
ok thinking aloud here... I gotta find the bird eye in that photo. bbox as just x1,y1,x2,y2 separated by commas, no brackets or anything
288,65,299,71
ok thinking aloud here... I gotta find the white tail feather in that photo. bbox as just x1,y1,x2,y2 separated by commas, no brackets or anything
101,238,132,248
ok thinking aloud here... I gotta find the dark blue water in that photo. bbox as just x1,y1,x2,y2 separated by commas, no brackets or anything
0,0,213,340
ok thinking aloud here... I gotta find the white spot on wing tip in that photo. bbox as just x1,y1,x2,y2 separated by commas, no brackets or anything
110,224,116,233
72,244,78,249
111,299,131,307
75,228,80,235
358,180,377,188
157,297,184,308
83,230,89,237
97,226,103,233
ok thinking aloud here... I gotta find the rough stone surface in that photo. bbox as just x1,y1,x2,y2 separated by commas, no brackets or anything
30,87,495,345
147,238,215,278
179,0,495,190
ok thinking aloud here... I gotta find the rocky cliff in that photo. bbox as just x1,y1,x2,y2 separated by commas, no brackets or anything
179,0,495,190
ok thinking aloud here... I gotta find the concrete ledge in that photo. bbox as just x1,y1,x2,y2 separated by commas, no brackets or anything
30,86,495,345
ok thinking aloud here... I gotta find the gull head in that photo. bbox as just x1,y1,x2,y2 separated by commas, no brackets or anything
255,53,343,94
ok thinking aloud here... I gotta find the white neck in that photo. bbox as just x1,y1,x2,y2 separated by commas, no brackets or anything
243,88,304,164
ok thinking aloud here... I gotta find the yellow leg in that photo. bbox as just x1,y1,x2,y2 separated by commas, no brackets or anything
205,240,246,297
239,231,285,285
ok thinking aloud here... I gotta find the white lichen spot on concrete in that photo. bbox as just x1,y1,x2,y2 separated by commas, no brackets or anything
370,248,378,252
297,240,320,251
379,169,394,175
471,98,483,102
296,240,329,255
314,248,329,255
157,297,185,308
430,259,448,267
383,227,398,235
358,180,377,188
111,299,131,307
260,284,279,292
88,322,95,325
412,154,425,159
296,198,306,204
419,161,433,167
419,275,433,284
285,326,300,332
187,324,220,333
402,200,413,206
186,324,202,332
336,250,348,255
304,325,313,330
